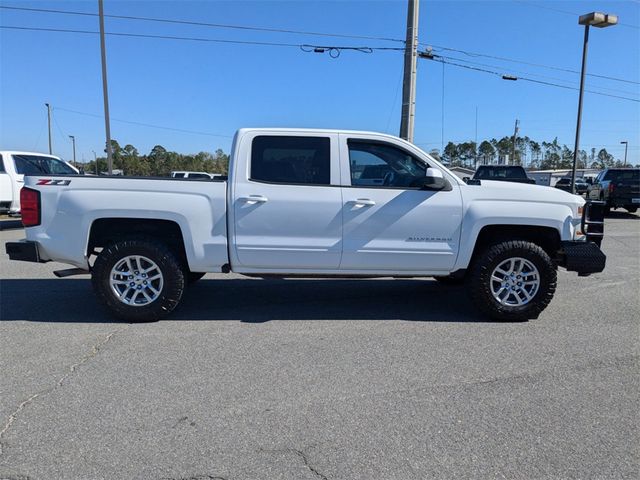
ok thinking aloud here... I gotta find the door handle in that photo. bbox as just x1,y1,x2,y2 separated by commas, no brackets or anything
239,195,268,205
351,198,376,207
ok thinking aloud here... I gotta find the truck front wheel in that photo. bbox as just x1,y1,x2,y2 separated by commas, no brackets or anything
469,240,557,321
92,238,185,322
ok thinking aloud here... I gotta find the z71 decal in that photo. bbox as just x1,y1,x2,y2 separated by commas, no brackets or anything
37,179,72,186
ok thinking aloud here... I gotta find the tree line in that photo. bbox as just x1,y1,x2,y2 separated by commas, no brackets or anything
84,140,230,176
82,136,634,176
431,136,636,170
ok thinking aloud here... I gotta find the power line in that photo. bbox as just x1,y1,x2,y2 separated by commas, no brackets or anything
0,5,405,43
3,26,635,103
3,3,637,84
420,43,640,85
0,25,403,54
429,56,640,103
54,107,234,138
435,53,640,97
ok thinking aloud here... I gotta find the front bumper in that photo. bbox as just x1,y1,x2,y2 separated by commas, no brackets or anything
5,241,46,263
559,241,606,276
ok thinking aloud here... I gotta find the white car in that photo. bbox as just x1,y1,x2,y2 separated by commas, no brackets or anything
6,129,606,322
0,151,78,215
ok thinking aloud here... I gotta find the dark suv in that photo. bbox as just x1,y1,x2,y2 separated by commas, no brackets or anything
587,168,640,213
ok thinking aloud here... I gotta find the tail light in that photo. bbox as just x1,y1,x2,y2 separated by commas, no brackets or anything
20,187,41,227
609,183,615,193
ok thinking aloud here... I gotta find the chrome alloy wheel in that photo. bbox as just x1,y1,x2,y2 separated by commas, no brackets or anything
490,257,540,307
109,255,164,306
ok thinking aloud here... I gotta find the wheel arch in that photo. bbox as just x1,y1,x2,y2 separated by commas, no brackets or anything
464,224,562,270
87,218,189,269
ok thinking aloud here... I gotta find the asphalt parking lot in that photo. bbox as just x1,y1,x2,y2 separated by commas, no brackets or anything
1,213,638,480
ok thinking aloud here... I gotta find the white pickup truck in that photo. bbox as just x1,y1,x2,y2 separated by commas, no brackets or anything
6,128,606,322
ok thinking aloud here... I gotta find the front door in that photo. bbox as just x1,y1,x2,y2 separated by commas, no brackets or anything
232,134,343,270
339,136,462,272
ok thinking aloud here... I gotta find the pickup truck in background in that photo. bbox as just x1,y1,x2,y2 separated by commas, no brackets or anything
555,177,589,195
469,165,537,184
0,151,78,215
6,128,606,322
587,168,640,213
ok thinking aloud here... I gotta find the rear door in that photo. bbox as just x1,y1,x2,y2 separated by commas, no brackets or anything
230,132,343,270
338,134,462,272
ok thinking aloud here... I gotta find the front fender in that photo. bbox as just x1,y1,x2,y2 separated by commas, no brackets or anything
453,200,574,270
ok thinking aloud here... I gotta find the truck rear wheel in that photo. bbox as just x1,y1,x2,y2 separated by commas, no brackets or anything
91,238,185,322
468,240,556,321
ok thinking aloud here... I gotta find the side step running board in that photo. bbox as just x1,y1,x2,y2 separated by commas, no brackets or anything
54,268,90,278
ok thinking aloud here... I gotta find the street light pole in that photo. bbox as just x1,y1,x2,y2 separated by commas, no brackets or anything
69,135,76,168
571,12,618,194
45,103,52,154
620,141,628,167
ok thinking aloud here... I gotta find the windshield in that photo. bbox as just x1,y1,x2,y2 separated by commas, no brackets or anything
606,170,640,182
475,167,526,179
13,155,76,175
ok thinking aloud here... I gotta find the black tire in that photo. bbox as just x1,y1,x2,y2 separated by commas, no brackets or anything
468,240,557,321
626,207,637,213
434,275,465,285
92,238,185,322
187,272,206,284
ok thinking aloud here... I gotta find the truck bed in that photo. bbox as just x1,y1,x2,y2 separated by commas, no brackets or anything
23,174,229,272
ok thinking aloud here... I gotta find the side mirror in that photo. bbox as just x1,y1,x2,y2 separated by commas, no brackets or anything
462,176,470,184
421,167,450,191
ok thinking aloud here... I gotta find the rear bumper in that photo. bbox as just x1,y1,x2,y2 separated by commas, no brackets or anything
5,240,46,263
610,196,640,207
559,241,606,276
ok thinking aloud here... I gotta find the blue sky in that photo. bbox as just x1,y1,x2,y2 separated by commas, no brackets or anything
1,0,639,164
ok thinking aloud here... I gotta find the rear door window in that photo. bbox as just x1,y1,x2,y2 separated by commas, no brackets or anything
250,136,331,185
608,170,639,182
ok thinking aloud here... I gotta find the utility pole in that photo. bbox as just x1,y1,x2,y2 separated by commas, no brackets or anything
399,0,419,143
45,103,52,154
98,0,113,174
511,118,519,165
69,135,76,168
92,150,98,175
474,106,478,169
